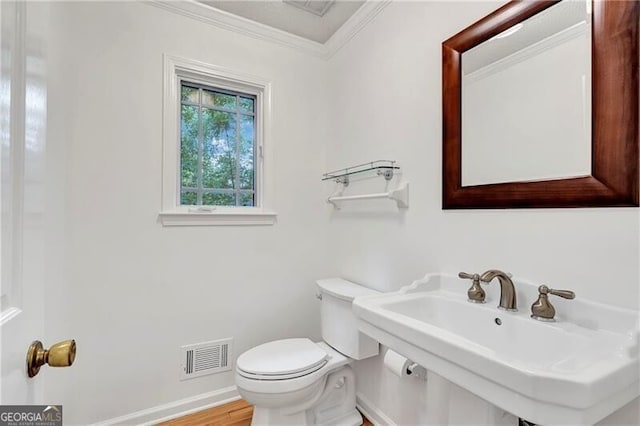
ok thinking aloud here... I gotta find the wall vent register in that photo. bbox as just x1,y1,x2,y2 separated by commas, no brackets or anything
180,338,232,380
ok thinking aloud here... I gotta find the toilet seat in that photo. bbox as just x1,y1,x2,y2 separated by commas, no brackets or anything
235,341,351,395
237,338,329,380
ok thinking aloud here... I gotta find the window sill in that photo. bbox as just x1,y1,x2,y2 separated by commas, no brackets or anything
159,209,277,226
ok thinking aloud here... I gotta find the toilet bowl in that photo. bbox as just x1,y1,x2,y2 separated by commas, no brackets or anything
235,278,380,426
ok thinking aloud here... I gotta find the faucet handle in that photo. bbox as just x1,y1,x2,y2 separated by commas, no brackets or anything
546,287,575,300
531,285,575,321
458,272,485,304
458,272,477,280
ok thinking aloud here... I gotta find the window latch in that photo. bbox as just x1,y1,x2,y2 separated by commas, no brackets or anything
188,206,217,213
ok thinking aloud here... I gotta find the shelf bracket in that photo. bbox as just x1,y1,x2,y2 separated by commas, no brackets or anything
327,182,409,209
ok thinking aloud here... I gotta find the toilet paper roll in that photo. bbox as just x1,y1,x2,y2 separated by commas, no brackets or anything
383,349,412,377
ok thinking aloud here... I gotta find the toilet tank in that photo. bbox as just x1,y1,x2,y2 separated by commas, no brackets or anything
316,278,380,360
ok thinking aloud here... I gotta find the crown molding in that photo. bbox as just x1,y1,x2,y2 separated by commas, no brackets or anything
324,0,391,58
145,0,391,60
146,0,327,59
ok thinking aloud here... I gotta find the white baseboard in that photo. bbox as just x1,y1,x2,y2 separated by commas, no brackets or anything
92,386,388,426
356,392,396,426
91,386,240,426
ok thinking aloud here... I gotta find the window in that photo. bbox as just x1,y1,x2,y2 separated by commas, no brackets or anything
161,55,276,226
179,83,256,207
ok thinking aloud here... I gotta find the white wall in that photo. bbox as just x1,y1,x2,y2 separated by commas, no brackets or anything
325,1,639,424
41,2,327,424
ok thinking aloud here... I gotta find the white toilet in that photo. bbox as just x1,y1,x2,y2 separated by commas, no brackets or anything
235,278,380,426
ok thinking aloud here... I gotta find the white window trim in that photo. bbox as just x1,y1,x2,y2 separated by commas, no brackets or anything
159,54,276,226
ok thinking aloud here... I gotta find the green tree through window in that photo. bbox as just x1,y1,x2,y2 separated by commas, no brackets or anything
180,83,256,206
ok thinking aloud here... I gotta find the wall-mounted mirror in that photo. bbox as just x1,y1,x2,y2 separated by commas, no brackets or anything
443,0,638,209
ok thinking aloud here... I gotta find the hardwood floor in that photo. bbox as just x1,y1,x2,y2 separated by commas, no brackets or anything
159,399,252,426
159,399,374,426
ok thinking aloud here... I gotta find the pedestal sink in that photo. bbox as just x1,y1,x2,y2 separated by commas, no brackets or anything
352,274,639,425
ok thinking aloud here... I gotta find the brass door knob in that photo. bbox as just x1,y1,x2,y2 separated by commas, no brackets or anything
26,339,76,378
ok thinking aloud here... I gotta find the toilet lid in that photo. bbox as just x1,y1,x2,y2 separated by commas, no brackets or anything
236,338,328,377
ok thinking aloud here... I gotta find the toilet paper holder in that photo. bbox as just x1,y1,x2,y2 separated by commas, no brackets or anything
383,348,427,380
406,362,427,380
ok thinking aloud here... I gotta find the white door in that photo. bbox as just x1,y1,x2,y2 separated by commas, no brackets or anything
0,0,48,404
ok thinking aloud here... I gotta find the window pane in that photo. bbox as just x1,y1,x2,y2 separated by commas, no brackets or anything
178,81,259,208
203,193,235,206
181,191,197,205
239,115,254,190
239,97,254,113
240,192,254,206
180,105,199,189
203,90,236,110
181,85,199,103
202,108,236,189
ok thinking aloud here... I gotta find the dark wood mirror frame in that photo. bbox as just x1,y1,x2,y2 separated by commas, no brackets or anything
443,0,639,209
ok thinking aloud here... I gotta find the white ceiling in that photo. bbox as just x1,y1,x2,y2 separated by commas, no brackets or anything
199,0,365,43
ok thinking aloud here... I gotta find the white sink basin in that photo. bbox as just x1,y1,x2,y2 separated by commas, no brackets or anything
352,274,639,425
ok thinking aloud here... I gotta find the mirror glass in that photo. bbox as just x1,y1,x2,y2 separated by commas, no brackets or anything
461,0,592,186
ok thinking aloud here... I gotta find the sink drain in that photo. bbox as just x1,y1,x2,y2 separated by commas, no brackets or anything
494,318,502,326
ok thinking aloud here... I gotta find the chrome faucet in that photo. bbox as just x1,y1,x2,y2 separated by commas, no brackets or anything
480,270,517,311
